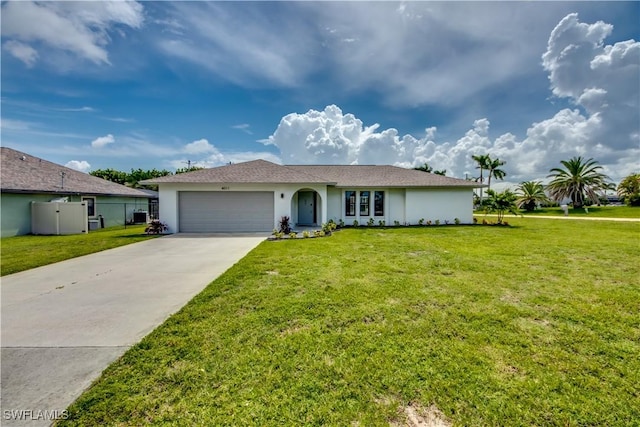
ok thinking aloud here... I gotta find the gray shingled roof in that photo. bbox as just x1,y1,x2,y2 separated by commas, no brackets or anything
144,159,480,188
143,159,335,184
1,147,155,197
287,165,480,188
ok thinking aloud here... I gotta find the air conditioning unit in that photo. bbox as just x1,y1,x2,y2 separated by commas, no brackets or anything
132,211,148,224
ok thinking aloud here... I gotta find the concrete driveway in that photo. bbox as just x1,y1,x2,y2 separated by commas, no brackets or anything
1,234,265,426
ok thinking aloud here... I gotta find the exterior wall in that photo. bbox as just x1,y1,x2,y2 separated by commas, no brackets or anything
405,188,474,224
1,193,151,237
326,187,342,222
158,183,328,233
388,189,406,225
156,183,475,233
331,188,406,225
1,193,53,237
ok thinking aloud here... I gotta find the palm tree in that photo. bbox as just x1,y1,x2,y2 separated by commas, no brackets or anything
617,173,640,206
515,181,550,211
472,154,491,204
486,157,506,191
546,156,612,208
484,189,519,224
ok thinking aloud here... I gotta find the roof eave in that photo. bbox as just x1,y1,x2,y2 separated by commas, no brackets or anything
0,188,153,198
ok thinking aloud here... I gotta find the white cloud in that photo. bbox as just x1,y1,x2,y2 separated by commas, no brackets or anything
55,106,95,112
65,160,91,172
3,40,38,67
0,1,144,66
158,2,314,88
263,13,638,184
232,124,253,135
184,138,218,154
156,2,571,105
91,134,115,148
0,118,34,131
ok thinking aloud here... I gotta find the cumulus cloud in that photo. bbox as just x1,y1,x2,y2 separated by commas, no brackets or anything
170,138,280,169
541,12,639,152
3,40,38,67
0,1,144,66
263,13,638,184
184,138,218,154
65,160,91,172
91,134,115,148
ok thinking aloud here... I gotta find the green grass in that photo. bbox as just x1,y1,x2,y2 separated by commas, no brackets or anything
60,220,640,426
1,225,157,276
516,205,640,218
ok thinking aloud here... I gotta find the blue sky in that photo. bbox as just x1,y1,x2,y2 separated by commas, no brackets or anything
1,1,638,187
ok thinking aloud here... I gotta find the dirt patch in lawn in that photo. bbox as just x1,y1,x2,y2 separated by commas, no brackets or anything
391,403,451,427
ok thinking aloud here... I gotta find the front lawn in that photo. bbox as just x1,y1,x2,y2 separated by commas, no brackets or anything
61,219,639,426
1,225,157,276
517,205,640,218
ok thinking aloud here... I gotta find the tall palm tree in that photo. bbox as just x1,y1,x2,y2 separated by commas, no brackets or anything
472,154,491,204
487,157,507,191
546,156,612,208
515,181,550,211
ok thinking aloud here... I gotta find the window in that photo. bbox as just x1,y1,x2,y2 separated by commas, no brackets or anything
374,191,384,216
345,191,356,216
360,191,370,216
82,196,96,217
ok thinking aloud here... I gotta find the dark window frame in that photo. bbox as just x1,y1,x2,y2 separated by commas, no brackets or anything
82,196,96,217
374,191,384,216
345,191,356,216
360,191,370,216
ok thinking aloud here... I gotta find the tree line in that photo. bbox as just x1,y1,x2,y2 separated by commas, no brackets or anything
90,166,203,189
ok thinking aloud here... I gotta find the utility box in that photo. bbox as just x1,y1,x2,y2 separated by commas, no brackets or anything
31,201,88,235
132,211,148,224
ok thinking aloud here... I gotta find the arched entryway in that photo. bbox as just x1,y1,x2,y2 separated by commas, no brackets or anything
292,189,323,226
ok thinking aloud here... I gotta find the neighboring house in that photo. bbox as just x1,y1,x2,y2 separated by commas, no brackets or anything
1,147,157,237
143,159,482,233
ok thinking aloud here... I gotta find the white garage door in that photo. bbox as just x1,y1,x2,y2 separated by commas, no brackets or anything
179,191,274,232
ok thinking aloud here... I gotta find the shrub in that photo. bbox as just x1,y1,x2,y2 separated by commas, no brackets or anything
145,219,168,235
393,220,400,226
302,231,311,238
367,218,375,226
289,232,298,239
352,220,359,227
418,218,424,225
435,219,441,226
321,221,337,234
444,220,450,225
378,220,385,227
338,219,345,228
473,217,478,224
454,218,461,225
278,216,292,234
314,230,325,237
426,220,432,226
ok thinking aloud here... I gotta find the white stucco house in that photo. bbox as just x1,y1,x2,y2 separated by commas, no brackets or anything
143,159,482,233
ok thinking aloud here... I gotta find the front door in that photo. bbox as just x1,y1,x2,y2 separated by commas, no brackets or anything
298,191,316,225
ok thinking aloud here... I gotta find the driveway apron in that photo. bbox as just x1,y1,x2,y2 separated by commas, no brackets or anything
1,234,265,426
